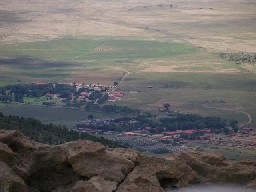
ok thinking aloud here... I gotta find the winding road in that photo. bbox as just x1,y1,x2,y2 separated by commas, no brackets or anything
203,104,252,127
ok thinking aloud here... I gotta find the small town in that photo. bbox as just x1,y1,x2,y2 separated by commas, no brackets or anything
75,117,256,154
1,82,255,155
0,81,125,107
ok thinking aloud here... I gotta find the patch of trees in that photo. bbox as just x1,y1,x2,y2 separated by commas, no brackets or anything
219,52,256,64
89,91,102,101
97,94,109,105
0,95,13,103
85,104,140,115
42,101,56,106
78,111,238,135
76,113,152,133
159,114,238,132
0,113,121,148
0,83,76,102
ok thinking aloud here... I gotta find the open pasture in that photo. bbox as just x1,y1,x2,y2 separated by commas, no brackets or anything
118,71,256,125
0,0,255,126
0,36,255,126
0,37,196,83
0,38,196,61
0,57,74,82
187,143,256,160
0,104,121,127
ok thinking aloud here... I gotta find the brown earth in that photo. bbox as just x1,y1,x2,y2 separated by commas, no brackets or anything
0,129,255,192
1,0,255,53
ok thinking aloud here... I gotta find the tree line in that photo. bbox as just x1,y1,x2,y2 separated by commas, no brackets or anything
77,112,238,134
0,113,122,148
85,103,140,115
0,83,76,102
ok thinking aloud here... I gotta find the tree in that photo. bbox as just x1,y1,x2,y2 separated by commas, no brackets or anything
233,127,239,133
223,127,230,135
88,114,94,120
163,103,170,111
85,103,100,111
97,94,108,104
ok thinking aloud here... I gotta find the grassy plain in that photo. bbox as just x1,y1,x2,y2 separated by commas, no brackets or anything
118,71,256,125
0,0,256,127
0,104,121,127
187,143,256,160
0,38,196,83
0,0,255,160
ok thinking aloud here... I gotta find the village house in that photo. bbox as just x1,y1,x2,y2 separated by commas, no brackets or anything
45,93,60,99
80,92,90,97
162,129,210,139
36,82,47,85
163,131,181,138
107,91,124,102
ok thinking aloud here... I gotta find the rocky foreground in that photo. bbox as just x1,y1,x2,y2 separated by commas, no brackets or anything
0,129,256,192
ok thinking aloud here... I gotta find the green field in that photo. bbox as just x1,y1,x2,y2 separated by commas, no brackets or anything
0,38,196,61
0,104,121,127
187,143,256,160
118,71,256,125
0,37,196,82
1,0,255,162
0,37,255,126
0,81,20,86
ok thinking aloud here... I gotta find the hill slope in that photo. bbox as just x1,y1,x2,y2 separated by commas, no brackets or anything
0,113,121,148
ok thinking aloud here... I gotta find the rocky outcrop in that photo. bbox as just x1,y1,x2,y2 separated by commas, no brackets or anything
64,140,134,183
0,129,255,192
70,176,117,192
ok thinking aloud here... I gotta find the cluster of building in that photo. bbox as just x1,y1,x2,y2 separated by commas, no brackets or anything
107,91,125,102
162,129,211,137
39,82,125,104
204,127,256,149
76,117,256,154
105,134,192,154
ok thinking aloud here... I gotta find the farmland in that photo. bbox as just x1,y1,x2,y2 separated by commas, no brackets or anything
0,38,196,83
0,104,122,127
0,0,256,127
0,38,195,61
118,71,256,125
